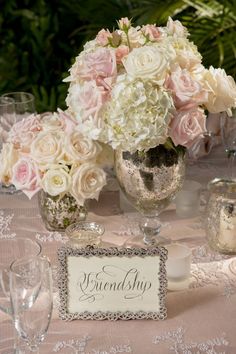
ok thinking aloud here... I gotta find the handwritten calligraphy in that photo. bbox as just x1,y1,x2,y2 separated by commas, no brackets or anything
77,265,152,303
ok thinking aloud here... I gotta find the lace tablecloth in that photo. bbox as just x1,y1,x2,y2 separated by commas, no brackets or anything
0,148,236,354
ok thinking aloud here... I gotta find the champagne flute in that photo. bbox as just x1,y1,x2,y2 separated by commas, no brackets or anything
10,256,53,353
0,238,41,316
220,111,236,179
0,238,41,354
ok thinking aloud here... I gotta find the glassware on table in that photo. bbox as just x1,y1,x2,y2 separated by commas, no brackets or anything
220,111,236,179
0,238,41,316
1,92,36,119
66,221,105,247
206,178,236,255
0,97,17,194
115,146,186,245
165,243,192,291
175,179,202,218
10,256,53,353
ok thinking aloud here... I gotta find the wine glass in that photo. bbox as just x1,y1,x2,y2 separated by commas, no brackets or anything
10,256,53,353
220,111,236,179
1,92,36,119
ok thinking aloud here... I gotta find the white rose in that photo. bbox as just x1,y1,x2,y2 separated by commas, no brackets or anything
70,163,106,205
204,67,236,114
0,143,19,185
40,112,63,131
121,27,145,48
41,166,71,196
65,131,101,163
30,130,64,165
166,17,188,37
122,46,168,83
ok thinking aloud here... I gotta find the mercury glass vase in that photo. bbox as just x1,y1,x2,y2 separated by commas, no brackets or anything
38,191,87,231
206,178,236,255
115,145,186,244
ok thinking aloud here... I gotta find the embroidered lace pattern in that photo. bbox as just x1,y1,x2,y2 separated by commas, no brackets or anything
52,336,132,354
0,210,16,239
35,231,69,244
112,213,170,238
153,327,229,354
191,259,236,298
53,335,91,353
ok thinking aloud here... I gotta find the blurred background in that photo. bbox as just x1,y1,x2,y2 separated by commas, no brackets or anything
0,0,235,113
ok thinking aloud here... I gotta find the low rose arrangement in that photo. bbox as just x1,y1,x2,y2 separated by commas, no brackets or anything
65,17,236,153
0,110,106,203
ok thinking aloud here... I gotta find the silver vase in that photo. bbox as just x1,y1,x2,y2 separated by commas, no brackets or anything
115,145,186,244
38,191,87,231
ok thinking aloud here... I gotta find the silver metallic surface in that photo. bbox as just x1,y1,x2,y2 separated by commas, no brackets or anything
115,147,186,216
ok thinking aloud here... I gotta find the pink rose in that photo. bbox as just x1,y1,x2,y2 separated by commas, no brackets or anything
165,66,208,110
96,29,112,46
169,109,206,148
12,157,41,199
78,48,117,91
142,24,161,41
118,17,131,31
8,114,42,151
66,81,107,122
115,45,129,64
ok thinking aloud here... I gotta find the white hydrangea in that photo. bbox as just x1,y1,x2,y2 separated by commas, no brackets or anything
99,76,174,152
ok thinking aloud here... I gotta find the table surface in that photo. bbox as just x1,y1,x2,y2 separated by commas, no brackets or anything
1,145,236,354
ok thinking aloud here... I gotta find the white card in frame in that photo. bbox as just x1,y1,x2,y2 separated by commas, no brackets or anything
57,245,167,321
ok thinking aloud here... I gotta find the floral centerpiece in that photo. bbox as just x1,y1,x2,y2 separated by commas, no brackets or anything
65,17,236,153
64,17,236,243
0,110,106,230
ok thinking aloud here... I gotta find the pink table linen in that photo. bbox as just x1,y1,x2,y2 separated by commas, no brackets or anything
0,145,236,354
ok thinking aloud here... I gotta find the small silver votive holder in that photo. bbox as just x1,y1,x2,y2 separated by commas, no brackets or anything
65,221,105,247
206,178,236,255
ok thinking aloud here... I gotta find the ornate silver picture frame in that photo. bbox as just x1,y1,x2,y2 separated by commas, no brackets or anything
57,245,167,321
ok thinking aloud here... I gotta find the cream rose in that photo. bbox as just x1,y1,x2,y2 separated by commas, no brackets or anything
30,130,64,165
0,143,19,185
70,163,106,205
204,67,236,114
166,17,188,37
41,166,71,196
122,46,168,83
65,132,101,163
40,112,64,131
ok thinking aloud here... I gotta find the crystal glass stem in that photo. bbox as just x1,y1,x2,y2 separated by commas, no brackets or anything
139,215,161,245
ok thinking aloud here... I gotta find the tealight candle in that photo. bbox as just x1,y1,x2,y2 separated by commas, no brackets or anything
165,243,192,291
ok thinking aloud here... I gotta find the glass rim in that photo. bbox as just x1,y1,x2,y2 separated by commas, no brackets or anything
0,96,15,106
65,221,105,236
10,255,51,276
208,178,236,193
0,237,42,254
1,92,35,104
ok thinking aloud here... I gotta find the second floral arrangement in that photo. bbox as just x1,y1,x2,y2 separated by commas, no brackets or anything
0,110,106,203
